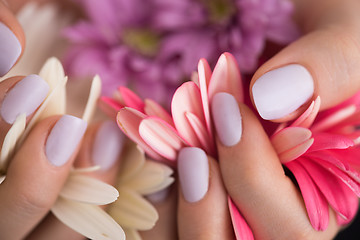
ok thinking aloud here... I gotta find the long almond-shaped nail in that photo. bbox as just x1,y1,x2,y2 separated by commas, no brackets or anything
1,74,49,124
252,64,314,120
0,22,21,76
178,147,209,203
92,121,125,171
46,115,87,166
211,92,242,147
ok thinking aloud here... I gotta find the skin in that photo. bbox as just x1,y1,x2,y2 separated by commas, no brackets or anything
1,0,360,239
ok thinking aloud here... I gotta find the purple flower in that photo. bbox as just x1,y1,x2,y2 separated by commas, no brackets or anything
64,0,299,105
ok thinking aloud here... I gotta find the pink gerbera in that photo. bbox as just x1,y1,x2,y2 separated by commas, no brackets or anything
101,53,253,239
271,94,360,230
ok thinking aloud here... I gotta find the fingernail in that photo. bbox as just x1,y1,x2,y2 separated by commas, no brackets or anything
178,147,209,203
146,188,170,203
92,121,125,171
46,115,87,166
1,74,49,124
0,22,21,76
211,92,242,147
252,64,314,120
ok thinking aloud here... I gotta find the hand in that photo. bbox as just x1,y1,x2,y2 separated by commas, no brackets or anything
250,0,360,122
0,3,125,239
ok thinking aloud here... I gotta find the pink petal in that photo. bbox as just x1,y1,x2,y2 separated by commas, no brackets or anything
306,150,350,171
335,188,359,225
208,52,244,103
98,96,122,119
311,105,357,133
185,112,216,157
299,159,356,222
291,97,321,128
228,197,254,240
278,138,314,163
271,127,312,154
144,99,174,127
197,59,213,142
117,108,164,161
307,133,354,153
139,117,187,161
286,160,329,231
171,82,205,148
118,87,145,112
319,160,360,197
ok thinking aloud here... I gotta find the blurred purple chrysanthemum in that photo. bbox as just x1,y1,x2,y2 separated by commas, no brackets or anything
64,0,299,105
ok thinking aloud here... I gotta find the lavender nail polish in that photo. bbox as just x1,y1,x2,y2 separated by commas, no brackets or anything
0,22,21,76
1,74,49,124
178,147,209,203
252,64,314,120
92,121,125,170
46,115,87,166
211,92,242,147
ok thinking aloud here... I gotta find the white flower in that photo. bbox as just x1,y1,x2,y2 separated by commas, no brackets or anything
109,144,174,240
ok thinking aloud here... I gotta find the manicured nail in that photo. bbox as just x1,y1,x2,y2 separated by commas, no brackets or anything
211,92,242,147
1,74,49,124
146,188,170,203
46,115,87,166
92,121,125,170
252,64,314,120
178,147,209,203
0,22,21,76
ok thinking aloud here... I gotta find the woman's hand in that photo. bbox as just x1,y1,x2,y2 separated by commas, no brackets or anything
0,3,125,239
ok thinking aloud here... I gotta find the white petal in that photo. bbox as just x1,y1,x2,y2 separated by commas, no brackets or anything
82,75,102,122
0,113,26,171
0,175,6,184
52,197,125,240
123,160,173,195
118,144,146,183
109,188,158,230
71,165,101,173
60,174,119,205
38,57,67,117
124,228,142,240
142,177,174,195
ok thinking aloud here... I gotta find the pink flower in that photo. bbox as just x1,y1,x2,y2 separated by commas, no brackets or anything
102,52,253,239
271,95,360,230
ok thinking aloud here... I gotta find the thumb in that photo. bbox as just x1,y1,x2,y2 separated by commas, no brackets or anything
250,0,360,121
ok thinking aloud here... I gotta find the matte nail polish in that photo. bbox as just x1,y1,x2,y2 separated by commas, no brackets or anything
211,92,242,147
92,121,125,170
0,22,21,76
46,115,87,166
1,74,49,124
252,64,314,120
178,147,209,203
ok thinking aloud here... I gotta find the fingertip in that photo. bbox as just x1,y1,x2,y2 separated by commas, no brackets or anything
0,1,25,77
75,120,125,184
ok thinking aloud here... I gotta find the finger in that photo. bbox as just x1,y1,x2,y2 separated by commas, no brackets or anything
250,0,360,121
140,188,178,240
27,120,125,240
0,74,49,143
177,147,234,240
0,115,87,239
0,1,25,76
211,92,339,239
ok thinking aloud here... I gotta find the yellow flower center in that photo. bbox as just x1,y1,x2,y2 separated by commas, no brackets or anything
203,0,236,24
122,29,160,57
